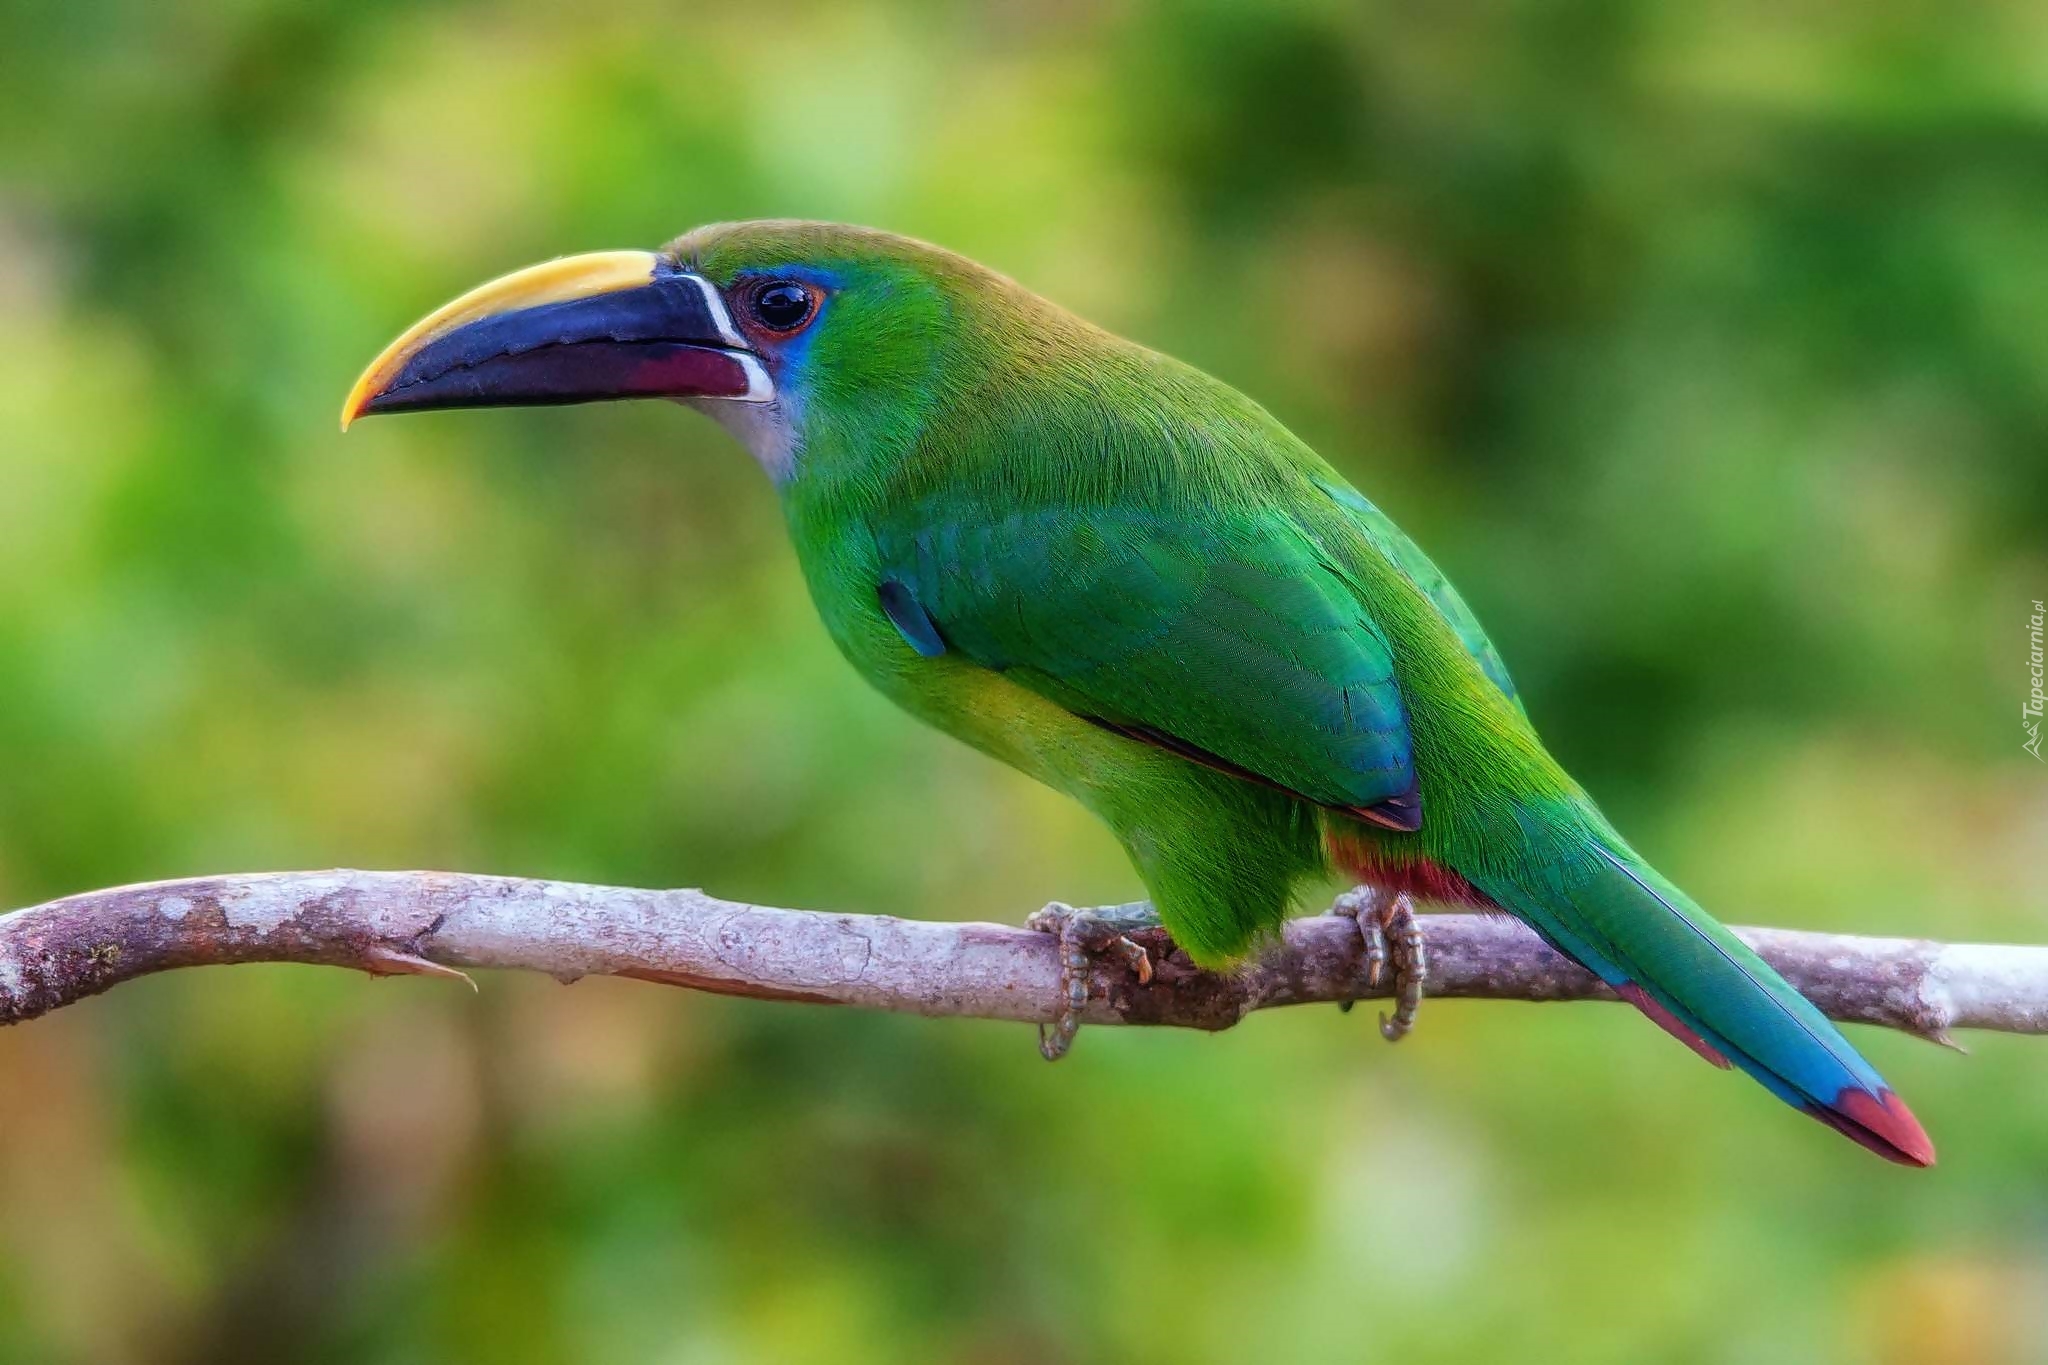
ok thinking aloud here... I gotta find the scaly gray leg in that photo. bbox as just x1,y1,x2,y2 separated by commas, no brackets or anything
1330,886,1428,1042
1026,901,1158,1060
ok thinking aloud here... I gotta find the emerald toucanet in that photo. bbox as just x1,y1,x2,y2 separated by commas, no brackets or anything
343,221,1933,1166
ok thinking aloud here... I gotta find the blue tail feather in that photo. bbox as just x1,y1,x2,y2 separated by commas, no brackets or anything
1471,800,1934,1166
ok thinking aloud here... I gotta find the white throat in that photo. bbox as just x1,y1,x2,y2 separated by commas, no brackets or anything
690,394,802,485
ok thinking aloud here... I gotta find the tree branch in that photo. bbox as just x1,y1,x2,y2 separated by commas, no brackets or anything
0,870,2039,1044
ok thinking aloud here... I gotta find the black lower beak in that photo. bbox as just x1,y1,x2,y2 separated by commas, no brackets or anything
342,251,770,428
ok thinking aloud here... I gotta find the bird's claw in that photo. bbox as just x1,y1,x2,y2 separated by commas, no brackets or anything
1330,887,1428,1042
1027,902,1158,1060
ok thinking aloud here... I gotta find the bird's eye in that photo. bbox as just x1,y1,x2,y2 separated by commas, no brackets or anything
751,281,815,332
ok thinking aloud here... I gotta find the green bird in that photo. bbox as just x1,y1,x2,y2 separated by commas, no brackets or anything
344,221,1933,1165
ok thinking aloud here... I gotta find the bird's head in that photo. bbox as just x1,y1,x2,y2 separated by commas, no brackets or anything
342,221,1040,485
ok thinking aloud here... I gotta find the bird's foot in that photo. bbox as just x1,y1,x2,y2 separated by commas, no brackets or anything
1330,887,1428,1042
1026,901,1158,1061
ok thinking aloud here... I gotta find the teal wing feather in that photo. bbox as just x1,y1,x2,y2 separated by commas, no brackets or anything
874,504,1420,824
1312,476,1521,712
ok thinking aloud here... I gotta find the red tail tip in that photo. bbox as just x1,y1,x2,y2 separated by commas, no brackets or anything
1819,1088,1937,1168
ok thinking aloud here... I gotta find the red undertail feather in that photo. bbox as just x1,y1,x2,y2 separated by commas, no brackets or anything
1812,1088,1937,1168
1327,840,1489,908
1611,983,1733,1069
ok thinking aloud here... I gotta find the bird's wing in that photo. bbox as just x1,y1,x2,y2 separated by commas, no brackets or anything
874,504,1422,830
1311,476,1522,712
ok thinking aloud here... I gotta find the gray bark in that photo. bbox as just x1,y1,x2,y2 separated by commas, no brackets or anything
0,870,2037,1044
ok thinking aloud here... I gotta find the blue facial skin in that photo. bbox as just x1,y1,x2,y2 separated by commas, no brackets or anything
718,263,843,383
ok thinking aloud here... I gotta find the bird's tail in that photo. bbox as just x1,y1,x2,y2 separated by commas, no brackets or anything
1467,799,1934,1166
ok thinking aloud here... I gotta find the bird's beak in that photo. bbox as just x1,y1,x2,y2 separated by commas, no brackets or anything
340,250,772,431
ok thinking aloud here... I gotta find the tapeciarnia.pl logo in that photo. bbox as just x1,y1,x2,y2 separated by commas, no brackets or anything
2028,599,2046,761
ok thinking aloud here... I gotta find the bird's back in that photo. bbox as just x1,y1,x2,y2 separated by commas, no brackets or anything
834,307,1569,870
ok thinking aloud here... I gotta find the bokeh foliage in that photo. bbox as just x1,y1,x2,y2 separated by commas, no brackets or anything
1,1,2044,1361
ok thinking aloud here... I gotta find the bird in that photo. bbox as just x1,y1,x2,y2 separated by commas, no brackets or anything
342,220,1934,1166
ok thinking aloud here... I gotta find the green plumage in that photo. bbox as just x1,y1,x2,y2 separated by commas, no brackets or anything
674,222,1928,1162
368,219,1930,1163
680,220,1567,960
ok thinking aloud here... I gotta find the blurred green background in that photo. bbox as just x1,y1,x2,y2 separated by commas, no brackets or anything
2,0,2045,1361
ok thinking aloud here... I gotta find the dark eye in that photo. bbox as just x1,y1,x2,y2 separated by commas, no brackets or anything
752,281,815,331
